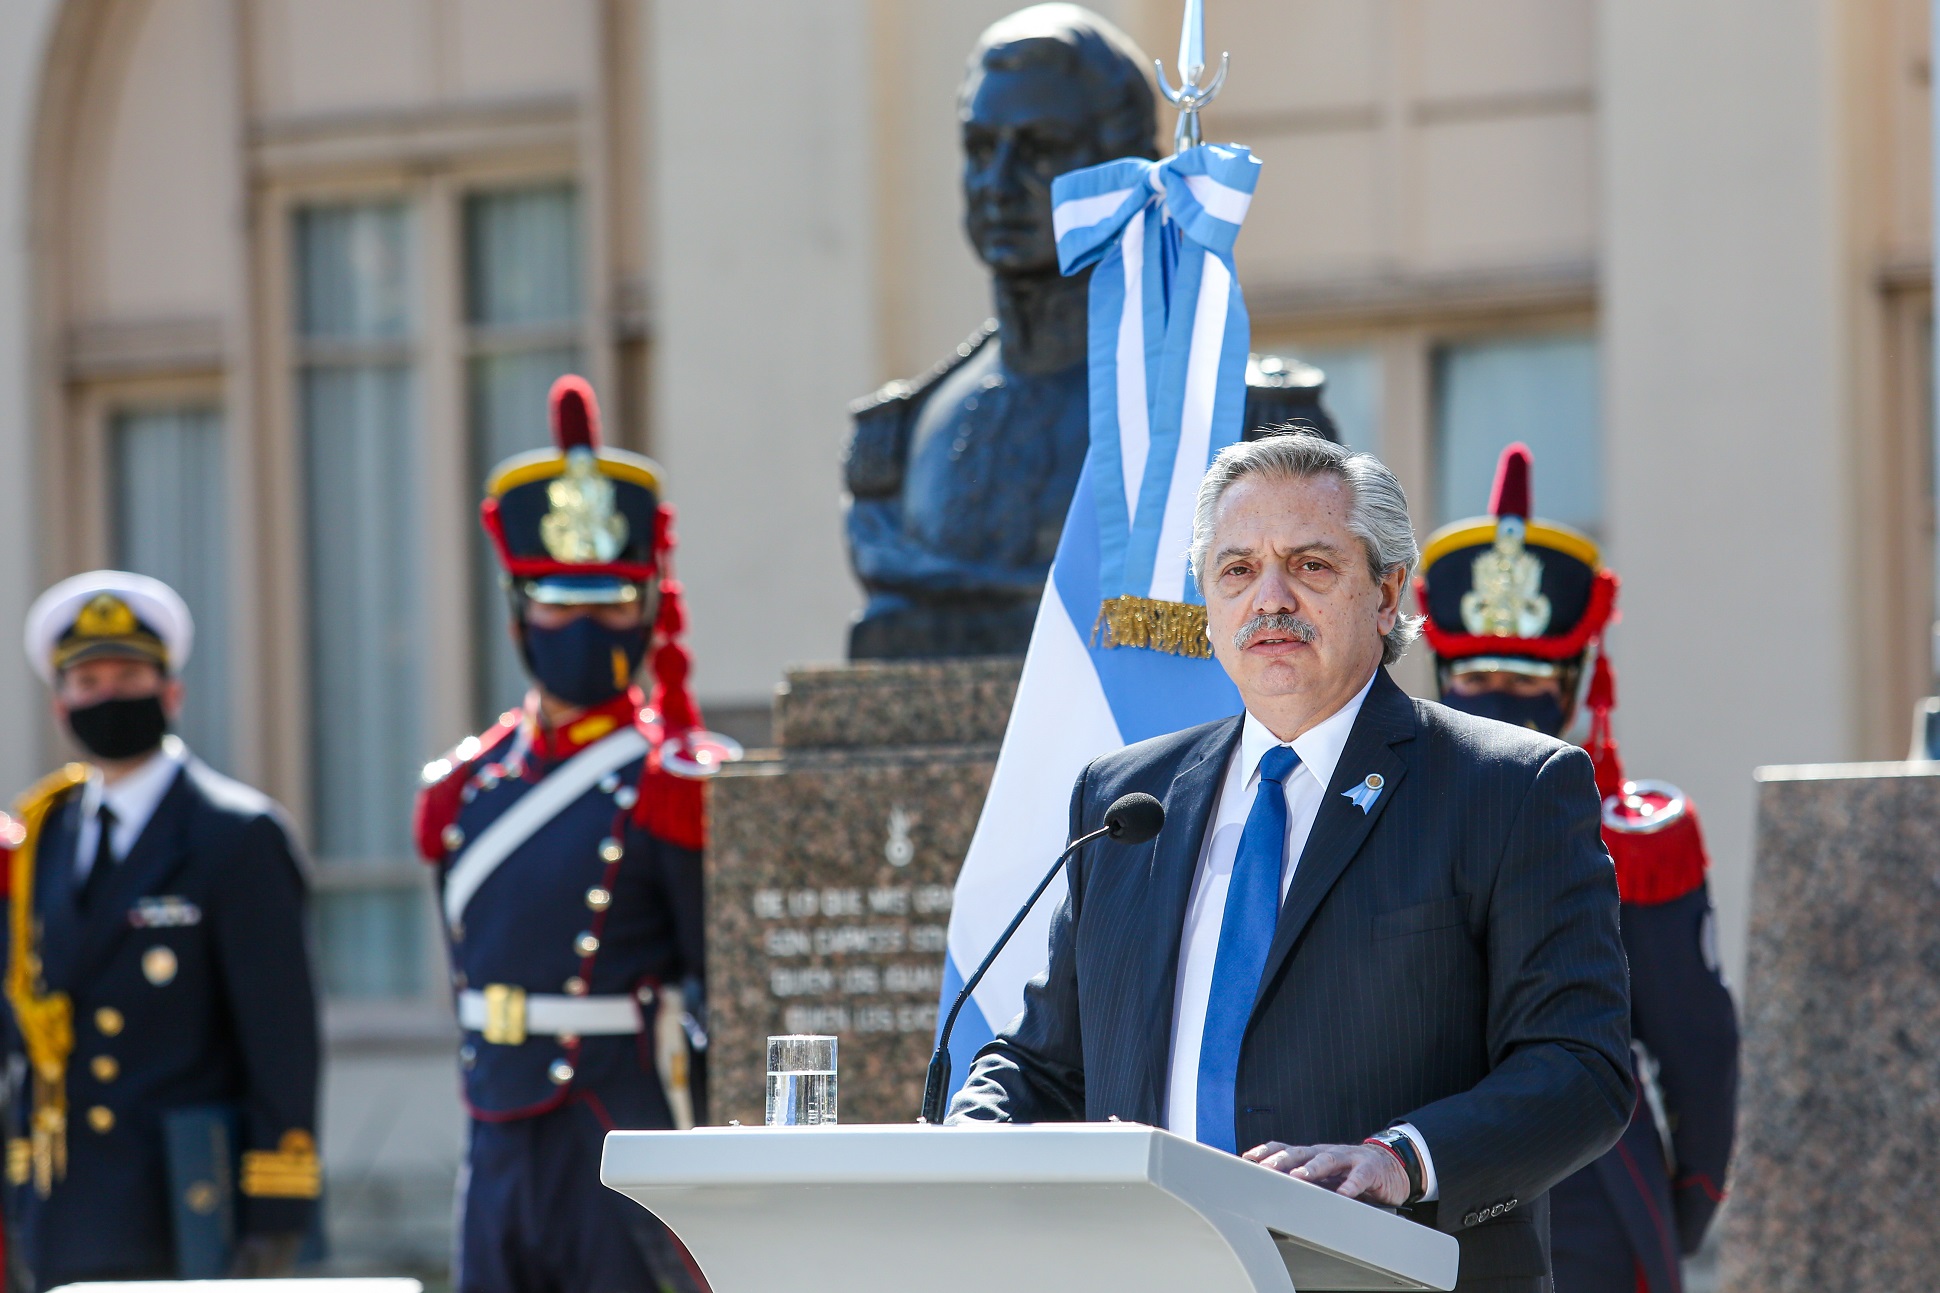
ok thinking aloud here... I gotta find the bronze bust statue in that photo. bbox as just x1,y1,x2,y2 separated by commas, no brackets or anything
843,4,1334,659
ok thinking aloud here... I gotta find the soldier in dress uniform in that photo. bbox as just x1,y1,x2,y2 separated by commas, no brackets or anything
415,375,733,1293
1417,444,1739,1293
0,571,320,1286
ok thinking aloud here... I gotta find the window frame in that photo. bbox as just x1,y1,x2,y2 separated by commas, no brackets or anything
462,182,590,724
105,400,234,772
62,377,233,761
254,148,608,1037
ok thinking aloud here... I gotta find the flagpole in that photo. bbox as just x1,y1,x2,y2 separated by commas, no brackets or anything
1154,0,1229,154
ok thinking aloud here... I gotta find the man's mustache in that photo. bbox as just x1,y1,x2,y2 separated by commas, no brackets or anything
1234,613,1319,651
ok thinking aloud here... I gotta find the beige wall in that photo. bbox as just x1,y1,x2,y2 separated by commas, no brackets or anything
3,0,1625,721
0,0,1934,1269
7,0,1933,991
1200,0,1596,303
868,0,1020,379
1602,0,1932,985
0,0,62,804
647,0,881,704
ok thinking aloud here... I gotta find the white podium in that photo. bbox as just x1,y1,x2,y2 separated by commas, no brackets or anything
602,1123,1458,1292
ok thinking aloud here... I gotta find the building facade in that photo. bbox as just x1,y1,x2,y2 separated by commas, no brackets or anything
0,0,1928,1270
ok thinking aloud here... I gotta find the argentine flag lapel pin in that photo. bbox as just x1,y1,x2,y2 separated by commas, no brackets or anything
1343,772,1384,815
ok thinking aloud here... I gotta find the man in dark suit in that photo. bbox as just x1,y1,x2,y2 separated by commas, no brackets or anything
951,430,1635,1292
0,571,319,1287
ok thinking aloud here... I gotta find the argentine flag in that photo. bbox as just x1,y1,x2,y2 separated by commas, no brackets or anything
938,144,1263,1089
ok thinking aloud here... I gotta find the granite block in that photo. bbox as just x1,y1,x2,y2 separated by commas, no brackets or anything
704,658,1021,1126
1717,762,1940,1292
773,657,1021,749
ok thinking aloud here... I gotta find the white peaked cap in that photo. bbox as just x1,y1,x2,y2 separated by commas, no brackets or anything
24,570,194,686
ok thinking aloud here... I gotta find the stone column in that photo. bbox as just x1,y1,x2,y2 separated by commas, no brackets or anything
704,657,1021,1125
1718,762,1940,1290
1600,0,1858,988
646,0,877,711
0,0,62,795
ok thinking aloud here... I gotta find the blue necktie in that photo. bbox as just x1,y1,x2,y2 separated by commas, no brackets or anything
1196,744,1300,1152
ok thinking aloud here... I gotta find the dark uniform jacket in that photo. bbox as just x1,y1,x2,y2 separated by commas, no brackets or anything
414,690,705,1130
1,756,319,1285
1551,789,1738,1293
951,671,1637,1293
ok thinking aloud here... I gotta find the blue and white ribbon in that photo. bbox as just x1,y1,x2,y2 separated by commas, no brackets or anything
936,145,1262,1092
1342,773,1385,815
1051,144,1261,604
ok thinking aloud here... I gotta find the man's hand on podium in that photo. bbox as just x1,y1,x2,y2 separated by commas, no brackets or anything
1242,1141,1409,1206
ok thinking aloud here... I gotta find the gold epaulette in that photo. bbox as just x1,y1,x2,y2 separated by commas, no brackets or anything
7,764,89,1196
7,765,88,840
241,1129,322,1200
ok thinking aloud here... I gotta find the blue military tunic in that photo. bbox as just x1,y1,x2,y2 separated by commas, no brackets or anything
1551,782,1738,1293
417,690,705,1293
1,751,320,1285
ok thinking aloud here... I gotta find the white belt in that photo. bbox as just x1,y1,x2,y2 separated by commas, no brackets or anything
457,986,643,1044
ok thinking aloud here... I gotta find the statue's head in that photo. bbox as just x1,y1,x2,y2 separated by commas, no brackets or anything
960,5,1158,277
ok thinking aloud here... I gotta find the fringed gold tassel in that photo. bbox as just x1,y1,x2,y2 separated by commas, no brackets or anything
7,764,87,1198
1092,595,1213,658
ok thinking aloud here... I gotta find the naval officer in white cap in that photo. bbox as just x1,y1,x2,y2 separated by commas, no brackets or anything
0,571,320,1284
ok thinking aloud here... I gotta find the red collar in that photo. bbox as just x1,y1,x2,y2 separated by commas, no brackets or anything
524,689,645,763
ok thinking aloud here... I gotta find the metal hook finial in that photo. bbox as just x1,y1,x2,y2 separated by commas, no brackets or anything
1155,0,1229,154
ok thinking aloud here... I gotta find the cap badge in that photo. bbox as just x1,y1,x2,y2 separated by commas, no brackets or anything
1460,516,1551,638
540,448,629,564
74,595,138,641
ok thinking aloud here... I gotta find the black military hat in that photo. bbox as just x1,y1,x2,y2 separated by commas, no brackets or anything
1415,442,1617,675
480,375,667,605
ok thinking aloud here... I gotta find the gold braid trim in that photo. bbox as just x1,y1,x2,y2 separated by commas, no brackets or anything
6,765,88,1197
1092,595,1213,658
241,1130,322,1199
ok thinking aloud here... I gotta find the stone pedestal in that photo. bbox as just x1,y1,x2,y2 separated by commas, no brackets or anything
703,658,1022,1126
1717,762,1940,1291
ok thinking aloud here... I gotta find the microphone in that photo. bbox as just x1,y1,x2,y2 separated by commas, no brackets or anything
1103,792,1164,845
919,791,1165,1125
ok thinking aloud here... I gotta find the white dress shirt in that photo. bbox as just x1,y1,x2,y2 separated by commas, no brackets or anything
1161,673,1439,1199
75,736,185,881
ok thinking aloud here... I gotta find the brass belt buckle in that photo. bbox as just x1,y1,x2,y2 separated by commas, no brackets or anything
482,984,527,1045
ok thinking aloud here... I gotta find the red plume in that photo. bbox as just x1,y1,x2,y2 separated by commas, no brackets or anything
550,375,602,451
631,503,711,851
648,504,703,736
1583,636,1624,799
1489,442,1533,519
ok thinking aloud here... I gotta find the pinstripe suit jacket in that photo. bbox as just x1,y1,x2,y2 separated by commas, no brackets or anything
951,668,1635,1289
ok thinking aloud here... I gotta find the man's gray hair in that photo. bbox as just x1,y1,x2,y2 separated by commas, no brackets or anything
1188,430,1424,665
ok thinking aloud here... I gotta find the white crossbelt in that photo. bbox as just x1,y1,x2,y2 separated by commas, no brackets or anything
442,725,650,931
457,989,642,1038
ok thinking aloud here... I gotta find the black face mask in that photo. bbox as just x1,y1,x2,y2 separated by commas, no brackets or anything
66,695,169,761
520,617,650,708
1440,689,1567,738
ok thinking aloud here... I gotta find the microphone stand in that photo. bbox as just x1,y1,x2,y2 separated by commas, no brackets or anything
918,822,1114,1126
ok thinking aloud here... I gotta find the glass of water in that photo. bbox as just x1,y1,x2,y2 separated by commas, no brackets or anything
765,1034,838,1126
